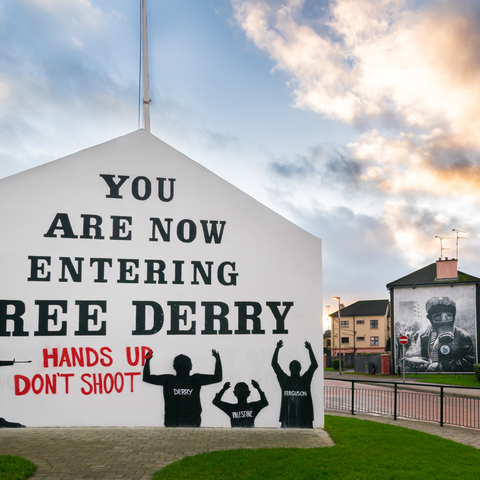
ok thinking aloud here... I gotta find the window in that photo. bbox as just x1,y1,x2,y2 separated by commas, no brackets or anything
370,336,379,346
341,320,349,328
341,337,350,344
356,320,365,325
356,336,365,342
370,320,378,329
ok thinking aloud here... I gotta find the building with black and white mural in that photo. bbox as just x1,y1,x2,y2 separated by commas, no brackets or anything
387,259,479,373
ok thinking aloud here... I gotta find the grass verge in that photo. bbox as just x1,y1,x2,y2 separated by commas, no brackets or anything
339,371,480,387
152,415,480,479
412,374,480,387
0,455,36,480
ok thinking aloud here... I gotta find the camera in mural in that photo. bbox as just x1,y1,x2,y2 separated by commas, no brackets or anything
395,288,476,373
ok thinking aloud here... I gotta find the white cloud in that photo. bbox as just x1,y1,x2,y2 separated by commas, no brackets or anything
235,0,480,274
233,0,480,142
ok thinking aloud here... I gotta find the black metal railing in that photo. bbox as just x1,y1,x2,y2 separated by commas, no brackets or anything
325,378,480,429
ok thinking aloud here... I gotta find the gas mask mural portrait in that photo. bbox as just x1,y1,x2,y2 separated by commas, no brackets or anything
395,290,477,373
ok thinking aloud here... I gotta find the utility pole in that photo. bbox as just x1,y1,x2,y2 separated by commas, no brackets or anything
326,305,331,355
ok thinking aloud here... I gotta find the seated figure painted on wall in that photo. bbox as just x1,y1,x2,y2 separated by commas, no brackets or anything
271,340,318,428
403,297,475,372
142,349,222,427
212,380,268,427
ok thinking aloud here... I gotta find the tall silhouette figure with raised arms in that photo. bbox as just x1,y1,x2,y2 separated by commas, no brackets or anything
143,349,222,427
272,340,317,428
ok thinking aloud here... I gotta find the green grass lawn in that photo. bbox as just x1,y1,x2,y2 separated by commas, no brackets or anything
411,374,480,387
0,455,36,480
152,415,480,479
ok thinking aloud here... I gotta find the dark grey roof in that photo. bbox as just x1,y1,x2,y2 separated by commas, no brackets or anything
386,263,480,288
330,299,389,318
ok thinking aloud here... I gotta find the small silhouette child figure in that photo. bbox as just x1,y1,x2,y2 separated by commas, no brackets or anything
213,380,268,427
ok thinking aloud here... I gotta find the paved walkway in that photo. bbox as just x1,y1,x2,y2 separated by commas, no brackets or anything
0,427,334,479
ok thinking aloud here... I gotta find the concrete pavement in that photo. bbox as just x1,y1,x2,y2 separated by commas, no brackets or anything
0,426,334,479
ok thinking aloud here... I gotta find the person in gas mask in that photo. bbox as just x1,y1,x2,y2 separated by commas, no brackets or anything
419,297,475,372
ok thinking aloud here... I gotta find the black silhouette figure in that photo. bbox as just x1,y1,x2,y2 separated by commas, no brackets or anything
272,340,318,428
213,380,268,427
0,417,24,428
1,359,29,428
143,349,222,427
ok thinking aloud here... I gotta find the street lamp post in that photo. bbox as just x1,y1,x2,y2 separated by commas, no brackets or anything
326,305,331,355
333,296,341,375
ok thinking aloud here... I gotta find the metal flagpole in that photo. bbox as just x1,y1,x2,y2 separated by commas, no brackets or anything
142,0,151,132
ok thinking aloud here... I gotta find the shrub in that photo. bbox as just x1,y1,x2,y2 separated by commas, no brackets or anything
332,359,343,370
474,364,480,382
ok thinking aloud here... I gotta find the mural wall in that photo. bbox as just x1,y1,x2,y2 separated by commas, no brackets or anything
393,285,477,373
0,131,323,428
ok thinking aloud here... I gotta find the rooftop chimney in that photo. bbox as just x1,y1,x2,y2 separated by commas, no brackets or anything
436,258,458,280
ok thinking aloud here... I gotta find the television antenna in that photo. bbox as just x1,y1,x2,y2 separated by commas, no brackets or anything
435,236,449,260
452,229,466,261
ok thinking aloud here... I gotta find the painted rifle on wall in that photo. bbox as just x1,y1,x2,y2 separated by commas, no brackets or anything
0,359,31,367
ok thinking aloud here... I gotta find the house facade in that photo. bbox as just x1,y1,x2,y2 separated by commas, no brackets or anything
329,300,390,355
387,258,480,373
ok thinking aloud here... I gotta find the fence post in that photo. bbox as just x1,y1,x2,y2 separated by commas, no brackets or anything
394,383,397,420
351,380,355,415
440,386,444,427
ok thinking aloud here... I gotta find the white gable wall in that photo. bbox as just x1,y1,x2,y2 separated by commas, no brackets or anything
0,130,323,428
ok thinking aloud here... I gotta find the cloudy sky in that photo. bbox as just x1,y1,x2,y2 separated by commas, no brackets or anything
2,0,480,323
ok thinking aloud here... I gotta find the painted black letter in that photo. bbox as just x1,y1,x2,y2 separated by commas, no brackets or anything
100,174,129,198
0,300,28,337
132,301,164,335
167,301,196,335
44,213,78,238
267,301,293,334
34,300,67,336
235,302,265,335
74,301,107,336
